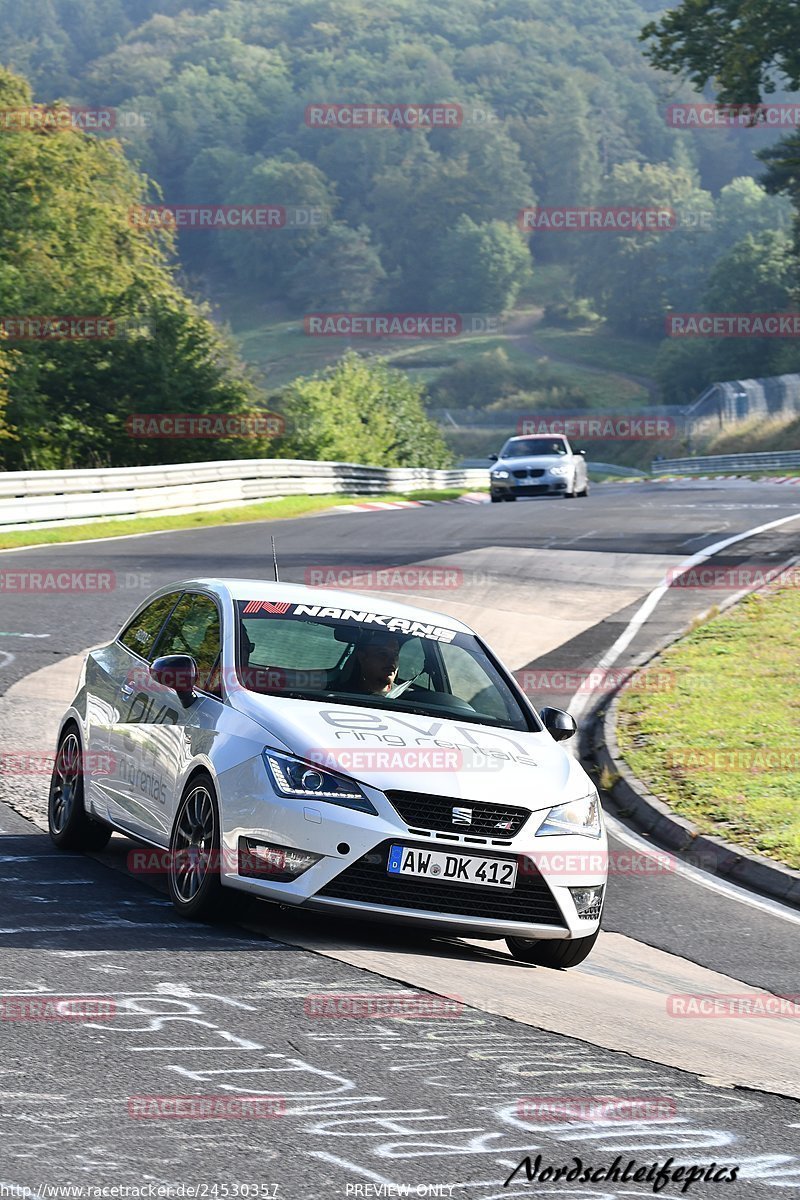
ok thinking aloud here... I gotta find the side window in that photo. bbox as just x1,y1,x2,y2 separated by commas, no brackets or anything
398,638,424,679
153,593,222,695
119,593,181,661
439,642,510,720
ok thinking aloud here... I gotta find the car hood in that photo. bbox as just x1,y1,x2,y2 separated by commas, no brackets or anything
495,455,573,470
232,691,589,807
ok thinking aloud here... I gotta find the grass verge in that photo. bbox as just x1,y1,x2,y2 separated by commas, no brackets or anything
617,586,800,869
529,325,659,380
229,303,655,405
0,488,485,552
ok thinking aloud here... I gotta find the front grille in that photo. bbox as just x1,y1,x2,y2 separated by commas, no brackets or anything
319,840,564,925
386,790,530,836
512,468,546,479
517,483,557,495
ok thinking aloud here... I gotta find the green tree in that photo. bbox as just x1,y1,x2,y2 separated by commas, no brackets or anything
702,230,796,380
0,65,262,469
760,134,800,271
713,177,792,252
642,1,800,289
431,216,531,313
641,1,800,104
654,338,715,406
274,352,452,467
286,223,386,312
574,161,715,336
368,129,531,306
0,340,15,446
214,154,335,291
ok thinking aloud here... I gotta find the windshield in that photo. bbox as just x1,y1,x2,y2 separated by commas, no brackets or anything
501,437,568,457
234,600,537,731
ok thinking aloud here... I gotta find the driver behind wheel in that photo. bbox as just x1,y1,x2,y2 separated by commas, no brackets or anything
344,629,404,696
329,628,428,698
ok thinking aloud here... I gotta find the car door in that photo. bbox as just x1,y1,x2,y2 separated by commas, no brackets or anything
106,591,224,843
92,591,182,824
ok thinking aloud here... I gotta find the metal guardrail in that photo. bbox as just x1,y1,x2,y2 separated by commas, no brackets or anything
653,450,800,475
0,459,488,530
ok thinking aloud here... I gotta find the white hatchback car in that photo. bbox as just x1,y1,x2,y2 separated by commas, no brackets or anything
49,580,607,967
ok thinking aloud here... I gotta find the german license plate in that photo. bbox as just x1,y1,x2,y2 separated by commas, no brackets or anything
387,845,517,889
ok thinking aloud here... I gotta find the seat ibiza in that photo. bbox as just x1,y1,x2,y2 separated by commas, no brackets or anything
48,579,607,967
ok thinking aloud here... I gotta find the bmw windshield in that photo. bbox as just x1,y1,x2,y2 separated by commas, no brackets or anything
235,600,538,732
500,438,568,457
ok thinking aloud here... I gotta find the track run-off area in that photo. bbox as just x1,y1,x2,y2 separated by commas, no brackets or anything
1,477,799,1197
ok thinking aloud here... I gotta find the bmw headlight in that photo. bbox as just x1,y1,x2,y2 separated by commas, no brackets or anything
549,465,571,477
535,790,602,838
491,469,510,479
262,749,378,815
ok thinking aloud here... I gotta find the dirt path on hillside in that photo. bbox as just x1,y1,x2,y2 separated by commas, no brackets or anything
506,309,659,402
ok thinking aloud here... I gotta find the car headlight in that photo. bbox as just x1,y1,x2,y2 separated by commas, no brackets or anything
491,470,510,480
535,790,602,838
549,465,571,477
262,749,378,814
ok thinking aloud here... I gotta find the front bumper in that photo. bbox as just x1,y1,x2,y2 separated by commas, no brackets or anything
220,766,607,941
490,475,569,498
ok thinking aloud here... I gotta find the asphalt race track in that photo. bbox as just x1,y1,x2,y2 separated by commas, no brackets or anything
1,477,799,1198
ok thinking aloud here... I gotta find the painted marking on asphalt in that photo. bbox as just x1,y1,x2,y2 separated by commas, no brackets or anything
307,1153,401,1189
678,527,730,548
0,632,51,638
605,814,800,928
0,877,94,885
0,855,85,862
569,509,800,727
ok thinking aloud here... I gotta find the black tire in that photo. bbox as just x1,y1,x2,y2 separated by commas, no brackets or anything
578,481,590,497
490,493,502,503
505,494,517,502
168,772,227,920
48,725,112,851
506,928,600,969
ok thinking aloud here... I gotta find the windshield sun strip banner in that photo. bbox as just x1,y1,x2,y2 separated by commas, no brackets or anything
237,601,457,643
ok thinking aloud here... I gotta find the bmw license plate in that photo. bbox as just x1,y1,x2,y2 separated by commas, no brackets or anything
387,845,517,889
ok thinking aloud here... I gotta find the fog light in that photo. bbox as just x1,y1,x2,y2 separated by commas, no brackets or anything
239,837,320,881
569,884,604,920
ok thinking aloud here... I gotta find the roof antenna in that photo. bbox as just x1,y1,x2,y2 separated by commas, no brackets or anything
271,536,280,583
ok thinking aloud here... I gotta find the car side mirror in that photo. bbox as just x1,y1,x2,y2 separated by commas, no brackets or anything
540,706,577,741
577,449,586,456
488,453,498,462
151,654,197,706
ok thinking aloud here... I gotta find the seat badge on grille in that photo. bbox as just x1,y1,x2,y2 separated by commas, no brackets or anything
495,819,515,831
452,806,473,825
